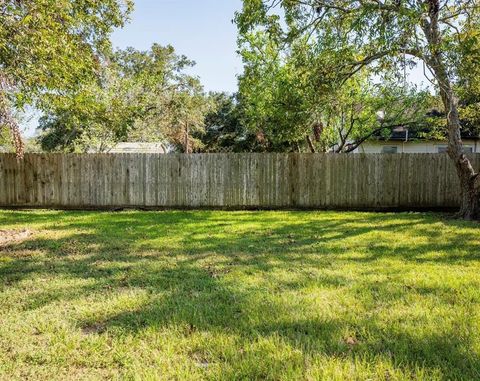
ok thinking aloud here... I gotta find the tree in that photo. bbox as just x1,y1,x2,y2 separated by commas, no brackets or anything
196,92,264,152
327,80,433,153
237,0,480,219
38,64,140,152
112,45,211,153
157,78,211,153
0,0,133,156
39,44,211,153
238,32,323,152
238,28,431,153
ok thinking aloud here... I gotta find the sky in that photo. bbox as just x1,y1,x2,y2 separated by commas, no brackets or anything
111,0,244,93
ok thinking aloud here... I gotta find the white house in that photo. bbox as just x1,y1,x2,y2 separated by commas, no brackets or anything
108,142,169,154
353,126,480,154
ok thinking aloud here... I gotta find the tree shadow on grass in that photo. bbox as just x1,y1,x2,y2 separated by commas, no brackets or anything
1,210,480,378
82,267,480,380
2,210,480,305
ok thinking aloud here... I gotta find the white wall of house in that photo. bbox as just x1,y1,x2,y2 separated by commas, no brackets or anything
108,142,168,154
354,139,480,154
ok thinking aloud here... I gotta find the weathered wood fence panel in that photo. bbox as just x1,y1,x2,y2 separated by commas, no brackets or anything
0,153,478,209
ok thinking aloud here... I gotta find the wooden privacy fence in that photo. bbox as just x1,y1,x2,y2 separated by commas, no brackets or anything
0,153,478,210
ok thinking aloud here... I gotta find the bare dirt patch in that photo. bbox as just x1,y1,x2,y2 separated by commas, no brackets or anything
0,229,33,246
81,323,106,335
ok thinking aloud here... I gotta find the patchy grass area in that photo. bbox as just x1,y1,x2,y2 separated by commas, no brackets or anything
0,210,479,380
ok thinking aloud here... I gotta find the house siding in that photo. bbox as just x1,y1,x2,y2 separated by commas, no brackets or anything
354,139,479,154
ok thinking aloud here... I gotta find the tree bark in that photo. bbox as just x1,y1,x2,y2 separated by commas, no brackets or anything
438,76,479,219
184,122,190,154
306,135,316,153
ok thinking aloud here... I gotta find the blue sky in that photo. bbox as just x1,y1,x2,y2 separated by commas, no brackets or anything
112,0,244,93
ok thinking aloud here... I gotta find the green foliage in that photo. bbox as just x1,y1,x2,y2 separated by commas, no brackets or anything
238,32,332,151
325,78,433,152
238,28,431,152
236,0,424,78
38,44,211,153
457,22,480,136
0,0,132,104
197,92,262,153
0,0,132,155
0,125,10,149
38,64,140,152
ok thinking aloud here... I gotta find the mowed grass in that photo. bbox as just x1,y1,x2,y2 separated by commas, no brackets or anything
0,210,479,380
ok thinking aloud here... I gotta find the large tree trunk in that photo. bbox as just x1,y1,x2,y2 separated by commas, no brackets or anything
458,183,480,220
429,52,479,219
423,0,480,219
433,67,479,219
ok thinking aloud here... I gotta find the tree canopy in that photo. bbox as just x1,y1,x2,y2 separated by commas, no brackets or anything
237,22,432,153
0,0,133,156
39,44,211,153
197,92,265,153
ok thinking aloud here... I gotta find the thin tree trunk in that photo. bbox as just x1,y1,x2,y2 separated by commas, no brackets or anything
0,75,24,158
306,135,316,153
184,122,190,154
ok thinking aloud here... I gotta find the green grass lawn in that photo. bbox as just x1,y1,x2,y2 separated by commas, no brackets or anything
1,210,479,380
